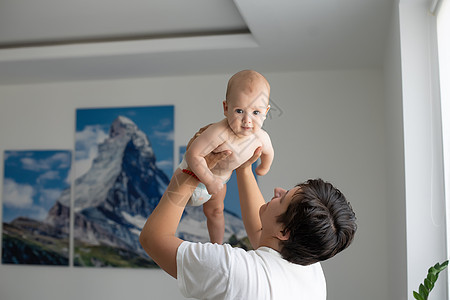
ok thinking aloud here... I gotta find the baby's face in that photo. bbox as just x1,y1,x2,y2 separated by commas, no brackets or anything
223,81,270,137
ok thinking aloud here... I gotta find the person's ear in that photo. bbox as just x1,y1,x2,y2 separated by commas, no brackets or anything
261,105,270,121
223,100,228,116
276,229,290,241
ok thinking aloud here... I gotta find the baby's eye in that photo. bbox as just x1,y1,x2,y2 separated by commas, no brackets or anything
253,111,261,115
235,109,244,114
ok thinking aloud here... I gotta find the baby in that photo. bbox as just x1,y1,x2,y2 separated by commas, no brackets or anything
181,70,274,244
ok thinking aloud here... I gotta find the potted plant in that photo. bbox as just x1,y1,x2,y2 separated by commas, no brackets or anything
413,260,448,300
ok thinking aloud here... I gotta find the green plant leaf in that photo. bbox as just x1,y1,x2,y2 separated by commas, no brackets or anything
413,291,425,300
427,273,437,283
424,278,433,290
419,284,429,299
437,261,449,272
415,261,449,300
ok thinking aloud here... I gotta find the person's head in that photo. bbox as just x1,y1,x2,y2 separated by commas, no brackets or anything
223,70,271,137
261,178,357,266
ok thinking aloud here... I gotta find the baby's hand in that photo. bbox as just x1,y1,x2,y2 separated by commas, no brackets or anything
255,165,269,176
206,177,224,195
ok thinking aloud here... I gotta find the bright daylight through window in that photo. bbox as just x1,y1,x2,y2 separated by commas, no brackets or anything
437,0,450,265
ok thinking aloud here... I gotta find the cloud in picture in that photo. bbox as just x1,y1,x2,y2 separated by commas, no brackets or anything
2,150,72,223
75,124,109,177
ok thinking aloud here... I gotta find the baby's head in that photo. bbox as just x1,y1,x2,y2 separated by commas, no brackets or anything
223,70,271,137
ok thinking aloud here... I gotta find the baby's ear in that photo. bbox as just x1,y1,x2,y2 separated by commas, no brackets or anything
223,100,228,116
260,105,270,121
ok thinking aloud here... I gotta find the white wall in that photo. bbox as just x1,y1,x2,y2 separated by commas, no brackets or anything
0,70,387,300
383,2,408,299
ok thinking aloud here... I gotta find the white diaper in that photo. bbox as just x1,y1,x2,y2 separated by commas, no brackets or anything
188,182,212,206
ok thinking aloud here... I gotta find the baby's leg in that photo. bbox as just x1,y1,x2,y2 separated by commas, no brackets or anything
203,184,226,244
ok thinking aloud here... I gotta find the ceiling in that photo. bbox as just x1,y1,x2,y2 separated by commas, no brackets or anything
0,0,394,85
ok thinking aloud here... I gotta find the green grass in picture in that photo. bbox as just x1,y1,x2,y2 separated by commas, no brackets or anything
2,227,68,265
74,243,157,268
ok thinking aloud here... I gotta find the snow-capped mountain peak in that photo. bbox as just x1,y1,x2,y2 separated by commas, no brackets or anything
109,116,138,138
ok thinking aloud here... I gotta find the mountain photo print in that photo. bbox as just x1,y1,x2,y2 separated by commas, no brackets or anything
2,150,72,266
73,106,174,268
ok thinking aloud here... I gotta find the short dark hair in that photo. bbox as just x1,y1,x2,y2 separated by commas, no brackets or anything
277,178,357,266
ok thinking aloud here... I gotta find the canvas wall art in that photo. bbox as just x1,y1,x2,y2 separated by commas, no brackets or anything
73,106,174,268
2,150,72,265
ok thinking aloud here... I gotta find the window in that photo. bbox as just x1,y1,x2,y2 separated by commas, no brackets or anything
436,0,450,279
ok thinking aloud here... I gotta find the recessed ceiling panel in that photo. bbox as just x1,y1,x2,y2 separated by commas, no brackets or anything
0,0,248,47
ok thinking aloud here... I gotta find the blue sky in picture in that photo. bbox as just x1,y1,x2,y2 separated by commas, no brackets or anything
2,150,72,223
75,106,174,179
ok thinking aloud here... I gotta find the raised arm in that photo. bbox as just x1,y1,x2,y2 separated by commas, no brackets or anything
255,131,274,176
139,144,230,278
139,169,197,278
235,147,265,249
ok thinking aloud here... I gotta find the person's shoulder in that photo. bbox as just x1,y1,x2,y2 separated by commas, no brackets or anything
190,120,230,143
203,119,230,133
215,118,230,129
178,241,249,263
255,129,273,145
179,241,239,253
254,127,269,137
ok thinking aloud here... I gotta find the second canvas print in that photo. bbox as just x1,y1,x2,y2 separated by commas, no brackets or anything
73,106,174,268
2,150,72,266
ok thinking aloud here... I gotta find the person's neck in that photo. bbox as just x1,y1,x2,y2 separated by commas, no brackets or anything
257,236,282,252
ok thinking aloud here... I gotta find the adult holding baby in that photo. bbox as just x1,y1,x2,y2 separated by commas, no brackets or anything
140,124,357,299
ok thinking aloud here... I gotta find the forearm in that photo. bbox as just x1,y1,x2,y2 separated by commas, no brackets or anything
235,166,265,249
256,152,273,175
255,133,274,175
139,169,198,278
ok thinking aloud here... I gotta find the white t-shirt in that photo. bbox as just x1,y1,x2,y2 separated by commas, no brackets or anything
176,241,326,300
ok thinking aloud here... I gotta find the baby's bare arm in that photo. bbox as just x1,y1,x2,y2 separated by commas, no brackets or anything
185,120,229,194
255,131,274,176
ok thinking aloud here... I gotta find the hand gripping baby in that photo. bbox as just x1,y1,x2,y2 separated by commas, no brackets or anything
180,70,274,244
